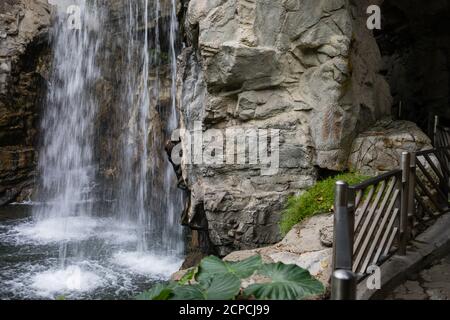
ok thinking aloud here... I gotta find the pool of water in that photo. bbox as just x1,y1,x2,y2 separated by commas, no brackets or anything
0,205,183,300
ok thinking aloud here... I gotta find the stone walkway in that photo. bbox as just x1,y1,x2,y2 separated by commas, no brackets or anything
386,253,450,300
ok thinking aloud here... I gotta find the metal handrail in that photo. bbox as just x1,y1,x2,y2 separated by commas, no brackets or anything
349,170,402,191
331,116,450,300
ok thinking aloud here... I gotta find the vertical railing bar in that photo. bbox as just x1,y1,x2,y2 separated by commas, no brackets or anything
360,185,399,273
357,177,397,274
383,227,399,257
354,187,375,231
398,152,411,256
331,181,356,300
353,181,387,255
434,115,439,147
423,154,445,181
408,153,416,234
372,208,399,265
415,160,448,202
331,270,356,300
333,181,352,270
354,189,363,208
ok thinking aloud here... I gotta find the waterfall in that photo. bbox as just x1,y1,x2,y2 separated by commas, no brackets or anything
9,0,187,297
33,0,104,266
36,1,101,218
117,0,185,256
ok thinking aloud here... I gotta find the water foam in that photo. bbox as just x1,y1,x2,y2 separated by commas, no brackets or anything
31,265,103,298
112,251,182,277
14,216,99,243
9,216,139,245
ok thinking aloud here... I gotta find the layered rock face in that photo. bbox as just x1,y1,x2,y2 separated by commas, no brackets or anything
0,0,51,205
176,0,393,255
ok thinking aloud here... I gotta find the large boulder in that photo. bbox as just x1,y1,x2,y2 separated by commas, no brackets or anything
349,119,433,175
223,213,334,287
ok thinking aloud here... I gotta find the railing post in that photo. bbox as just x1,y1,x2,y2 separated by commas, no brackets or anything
434,115,439,147
331,181,356,300
408,152,416,234
399,152,411,256
331,270,356,300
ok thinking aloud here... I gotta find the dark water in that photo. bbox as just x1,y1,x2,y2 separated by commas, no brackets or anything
0,205,181,300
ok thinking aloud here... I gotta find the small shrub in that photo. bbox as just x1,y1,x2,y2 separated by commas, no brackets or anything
280,172,370,235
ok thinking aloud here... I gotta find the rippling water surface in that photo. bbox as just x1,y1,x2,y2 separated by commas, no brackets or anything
0,205,182,300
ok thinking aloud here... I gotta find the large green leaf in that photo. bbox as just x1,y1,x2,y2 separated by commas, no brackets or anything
202,273,241,300
172,273,241,300
178,268,198,285
197,255,262,283
171,284,205,300
136,283,173,300
243,263,324,300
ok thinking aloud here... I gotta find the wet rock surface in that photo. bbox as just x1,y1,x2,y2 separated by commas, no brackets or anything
0,0,51,205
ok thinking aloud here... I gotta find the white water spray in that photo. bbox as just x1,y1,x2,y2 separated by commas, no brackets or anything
4,0,187,298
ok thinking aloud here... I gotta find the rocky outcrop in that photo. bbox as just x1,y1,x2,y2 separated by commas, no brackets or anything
172,213,334,290
176,0,393,255
349,119,433,175
223,213,333,287
0,0,51,205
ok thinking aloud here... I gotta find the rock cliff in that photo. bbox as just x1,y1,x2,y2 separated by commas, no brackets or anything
176,0,393,256
0,0,51,205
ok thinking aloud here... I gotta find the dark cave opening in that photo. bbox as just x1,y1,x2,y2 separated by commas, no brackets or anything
375,0,450,135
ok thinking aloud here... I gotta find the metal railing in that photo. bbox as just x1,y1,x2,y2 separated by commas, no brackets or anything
331,117,450,300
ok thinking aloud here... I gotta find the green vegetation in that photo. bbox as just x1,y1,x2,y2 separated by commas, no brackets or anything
136,255,324,300
280,172,370,235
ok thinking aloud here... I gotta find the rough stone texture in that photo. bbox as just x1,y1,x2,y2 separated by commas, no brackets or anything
0,0,51,205
349,118,433,175
223,213,333,286
177,0,393,255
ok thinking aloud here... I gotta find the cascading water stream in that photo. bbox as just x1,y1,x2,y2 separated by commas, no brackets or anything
0,0,185,299
34,0,103,267
116,0,184,257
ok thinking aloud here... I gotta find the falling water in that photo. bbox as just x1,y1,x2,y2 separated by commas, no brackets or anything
0,0,185,299
116,0,185,256
33,0,103,266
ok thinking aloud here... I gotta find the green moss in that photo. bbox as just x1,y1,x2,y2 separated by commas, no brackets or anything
280,172,370,236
